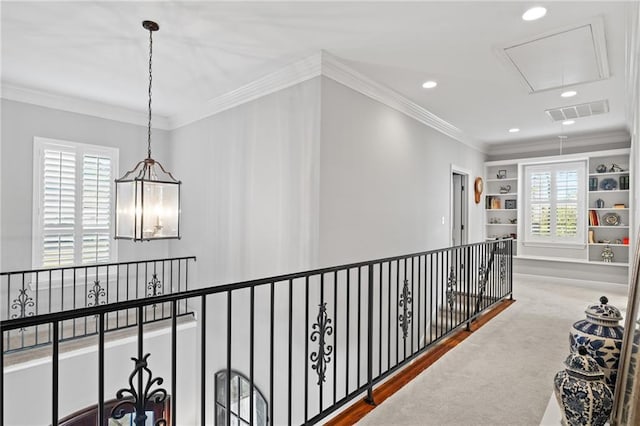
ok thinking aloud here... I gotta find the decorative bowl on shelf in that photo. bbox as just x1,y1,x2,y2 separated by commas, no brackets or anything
602,213,620,226
600,178,617,190
595,164,607,173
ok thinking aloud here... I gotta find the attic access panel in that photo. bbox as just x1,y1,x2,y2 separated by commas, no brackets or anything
503,20,610,93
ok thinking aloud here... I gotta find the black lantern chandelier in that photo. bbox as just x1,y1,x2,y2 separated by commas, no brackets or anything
115,21,181,241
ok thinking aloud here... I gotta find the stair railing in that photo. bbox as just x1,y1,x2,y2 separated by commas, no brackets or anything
1,256,196,352
1,240,512,426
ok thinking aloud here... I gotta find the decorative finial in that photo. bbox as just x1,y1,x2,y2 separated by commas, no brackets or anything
600,296,609,305
142,21,159,31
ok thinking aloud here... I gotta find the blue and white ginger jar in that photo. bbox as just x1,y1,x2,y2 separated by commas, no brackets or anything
554,346,613,426
570,296,624,391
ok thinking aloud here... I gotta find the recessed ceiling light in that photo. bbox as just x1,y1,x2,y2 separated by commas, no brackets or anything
561,90,577,98
562,120,575,125
422,80,437,89
509,128,520,133
522,6,547,21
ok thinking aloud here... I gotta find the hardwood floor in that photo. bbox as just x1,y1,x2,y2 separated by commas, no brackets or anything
325,299,516,426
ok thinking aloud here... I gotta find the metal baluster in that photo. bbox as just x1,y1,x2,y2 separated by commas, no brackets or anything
84,270,88,335
60,270,64,341
144,263,148,323
417,256,421,352
52,321,59,426
357,267,361,388
6,275,10,351
172,299,177,426
395,260,399,365
345,269,350,396
48,271,52,344
228,290,232,426
320,273,325,412
403,258,407,361
288,279,293,426
365,263,375,405
125,264,130,327
411,257,415,356
98,313,105,425
201,295,207,426
269,282,274,426
333,270,337,406
135,264,139,327
116,265,120,329
378,263,383,375
35,272,39,346
387,262,391,371
72,269,76,338
429,254,433,344
1,325,4,426
304,276,309,423
162,261,166,319
184,259,189,315
435,252,439,340
21,274,26,348
249,288,254,426
466,246,471,330
510,240,514,300
177,261,181,315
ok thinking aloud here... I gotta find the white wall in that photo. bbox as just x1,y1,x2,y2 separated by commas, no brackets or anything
4,323,197,426
168,78,321,286
0,99,171,271
318,77,485,267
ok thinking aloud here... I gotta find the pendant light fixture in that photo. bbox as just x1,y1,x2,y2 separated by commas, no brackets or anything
115,21,181,241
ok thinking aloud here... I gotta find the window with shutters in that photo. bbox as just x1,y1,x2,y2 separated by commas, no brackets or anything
32,138,118,268
523,160,586,245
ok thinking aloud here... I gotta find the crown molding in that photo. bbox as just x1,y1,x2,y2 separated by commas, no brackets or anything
1,52,481,152
319,51,483,153
486,129,631,157
168,53,323,129
1,83,171,130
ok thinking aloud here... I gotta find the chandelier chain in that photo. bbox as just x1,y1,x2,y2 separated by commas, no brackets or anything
147,27,153,159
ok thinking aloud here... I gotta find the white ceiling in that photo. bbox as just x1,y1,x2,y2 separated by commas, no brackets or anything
0,1,631,149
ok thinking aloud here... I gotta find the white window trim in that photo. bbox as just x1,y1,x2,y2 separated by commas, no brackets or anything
32,137,119,269
522,160,587,247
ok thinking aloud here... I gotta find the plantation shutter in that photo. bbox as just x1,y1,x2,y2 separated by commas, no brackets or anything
556,169,579,237
524,161,585,245
42,149,76,267
529,171,551,238
34,138,118,268
82,155,112,264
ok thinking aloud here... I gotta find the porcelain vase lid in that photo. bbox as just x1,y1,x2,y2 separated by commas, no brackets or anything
564,346,605,380
584,296,622,324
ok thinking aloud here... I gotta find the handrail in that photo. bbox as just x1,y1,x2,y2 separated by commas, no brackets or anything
1,256,197,352
0,256,196,276
1,240,513,426
1,241,513,331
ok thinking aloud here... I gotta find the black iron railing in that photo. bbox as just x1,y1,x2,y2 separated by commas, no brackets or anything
1,256,196,352
0,240,512,426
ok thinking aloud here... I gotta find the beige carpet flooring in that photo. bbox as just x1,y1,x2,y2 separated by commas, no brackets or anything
356,273,629,426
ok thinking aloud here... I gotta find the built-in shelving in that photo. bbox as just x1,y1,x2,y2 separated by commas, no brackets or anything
484,161,518,254
485,178,517,183
588,171,628,177
486,148,631,269
587,151,631,265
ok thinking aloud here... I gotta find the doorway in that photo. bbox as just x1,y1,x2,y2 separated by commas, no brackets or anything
451,168,469,246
